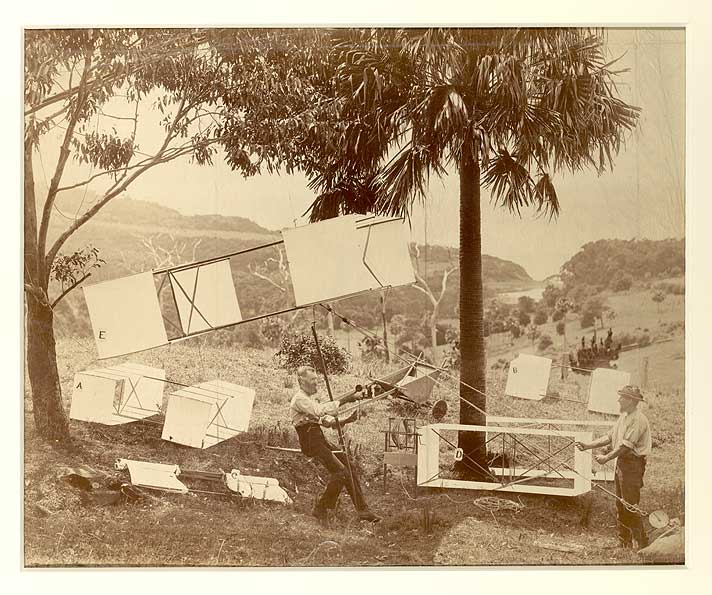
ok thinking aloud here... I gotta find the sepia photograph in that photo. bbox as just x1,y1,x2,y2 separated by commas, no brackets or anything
21,20,690,572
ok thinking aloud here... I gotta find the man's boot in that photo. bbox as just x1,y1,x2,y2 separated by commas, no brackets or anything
357,509,382,523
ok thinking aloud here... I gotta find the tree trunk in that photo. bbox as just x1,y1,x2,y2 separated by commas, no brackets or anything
24,133,69,441
26,297,69,440
454,150,489,480
430,311,437,351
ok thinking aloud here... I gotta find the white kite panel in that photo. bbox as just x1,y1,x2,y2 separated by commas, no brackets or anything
588,368,631,415
357,217,415,288
83,272,168,359
282,215,374,307
170,259,242,335
162,380,255,449
161,393,214,448
69,372,122,425
505,354,552,400
200,380,255,433
108,362,165,417
116,459,188,493
70,364,165,425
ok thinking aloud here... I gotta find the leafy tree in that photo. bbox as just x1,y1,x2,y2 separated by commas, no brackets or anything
517,310,531,327
541,283,564,308
24,29,262,440
533,310,548,325
526,324,541,349
517,295,535,313
537,333,553,351
275,330,351,374
216,28,639,478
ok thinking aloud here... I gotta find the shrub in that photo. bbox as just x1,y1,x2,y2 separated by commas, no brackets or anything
611,273,633,292
275,330,351,374
260,317,288,347
654,280,685,295
551,309,564,322
518,295,536,313
517,310,531,326
580,310,596,329
358,335,388,362
510,325,522,339
538,333,554,351
391,315,430,357
533,310,548,325
556,321,565,336
615,331,652,349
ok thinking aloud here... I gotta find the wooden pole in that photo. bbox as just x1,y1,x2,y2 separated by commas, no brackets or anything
310,323,357,488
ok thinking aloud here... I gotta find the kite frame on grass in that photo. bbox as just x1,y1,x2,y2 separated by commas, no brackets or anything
69,362,166,425
417,423,594,497
161,380,255,449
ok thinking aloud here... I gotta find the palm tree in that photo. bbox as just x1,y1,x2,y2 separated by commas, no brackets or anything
218,28,639,479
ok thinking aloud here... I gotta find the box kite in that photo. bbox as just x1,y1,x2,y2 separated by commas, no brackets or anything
161,380,255,449
69,362,165,425
83,214,415,359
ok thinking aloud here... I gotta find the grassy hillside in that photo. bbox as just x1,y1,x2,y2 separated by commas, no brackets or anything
24,284,684,566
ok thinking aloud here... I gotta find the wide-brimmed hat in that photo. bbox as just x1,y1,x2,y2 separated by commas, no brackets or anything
617,385,645,401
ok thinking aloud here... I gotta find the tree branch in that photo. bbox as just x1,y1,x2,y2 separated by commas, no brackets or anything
36,50,92,274
50,273,92,309
248,264,287,292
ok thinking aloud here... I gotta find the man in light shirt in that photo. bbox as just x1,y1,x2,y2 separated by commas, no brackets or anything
576,385,652,549
291,365,381,523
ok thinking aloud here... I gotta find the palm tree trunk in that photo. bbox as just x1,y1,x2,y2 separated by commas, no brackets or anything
24,137,69,441
454,150,489,480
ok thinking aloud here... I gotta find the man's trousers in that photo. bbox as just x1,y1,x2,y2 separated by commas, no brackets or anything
614,454,648,547
295,422,367,512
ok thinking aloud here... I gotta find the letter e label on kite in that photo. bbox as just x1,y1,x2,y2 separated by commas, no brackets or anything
83,272,168,359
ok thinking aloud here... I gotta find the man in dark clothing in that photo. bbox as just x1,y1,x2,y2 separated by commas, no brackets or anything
290,365,380,523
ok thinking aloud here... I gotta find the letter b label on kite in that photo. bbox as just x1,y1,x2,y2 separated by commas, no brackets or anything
505,354,552,400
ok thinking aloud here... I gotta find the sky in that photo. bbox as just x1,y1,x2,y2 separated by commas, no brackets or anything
37,28,685,280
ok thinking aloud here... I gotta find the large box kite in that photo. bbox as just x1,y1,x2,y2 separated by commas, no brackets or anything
587,368,631,415
168,259,242,335
282,215,415,307
69,362,166,425
161,380,255,449
505,354,553,400
83,272,168,359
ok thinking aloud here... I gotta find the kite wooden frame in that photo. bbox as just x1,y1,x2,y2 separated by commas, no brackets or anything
417,423,593,497
486,416,615,482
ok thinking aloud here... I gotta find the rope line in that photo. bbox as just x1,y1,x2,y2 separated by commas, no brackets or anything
320,303,649,515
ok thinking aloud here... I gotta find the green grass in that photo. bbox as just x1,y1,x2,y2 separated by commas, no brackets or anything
24,286,684,567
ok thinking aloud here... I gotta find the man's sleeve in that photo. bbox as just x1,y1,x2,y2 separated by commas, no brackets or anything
313,399,339,417
293,394,339,418
621,417,644,450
